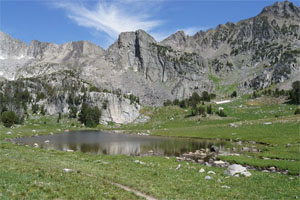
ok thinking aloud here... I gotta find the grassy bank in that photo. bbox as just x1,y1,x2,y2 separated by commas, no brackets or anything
1,142,299,199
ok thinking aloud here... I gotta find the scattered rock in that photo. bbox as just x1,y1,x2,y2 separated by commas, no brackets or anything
221,185,231,189
207,171,216,175
33,143,39,148
217,179,222,183
205,176,213,180
6,132,12,135
264,122,272,125
66,149,74,152
44,140,50,143
230,123,238,128
137,132,149,136
199,168,205,173
252,148,258,152
63,168,74,173
134,160,145,165
214,160,226,166
242,147,250,152
175,164,182,170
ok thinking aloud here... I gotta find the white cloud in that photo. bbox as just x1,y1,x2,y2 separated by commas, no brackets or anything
54,0,163,40
181,27,209,36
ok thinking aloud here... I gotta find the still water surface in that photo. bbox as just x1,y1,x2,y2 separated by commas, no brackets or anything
15,131,232,156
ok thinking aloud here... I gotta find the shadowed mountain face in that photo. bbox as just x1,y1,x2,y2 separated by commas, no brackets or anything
0,1,299,106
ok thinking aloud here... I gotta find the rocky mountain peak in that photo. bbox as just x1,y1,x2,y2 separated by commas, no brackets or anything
0,31,27,58
259,1,300,18
160,30,189,51
114,29,156,49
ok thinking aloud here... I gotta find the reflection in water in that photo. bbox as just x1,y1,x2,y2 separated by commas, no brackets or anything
14,131,231,156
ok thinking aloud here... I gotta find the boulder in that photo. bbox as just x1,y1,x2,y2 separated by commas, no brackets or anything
224,164,252,177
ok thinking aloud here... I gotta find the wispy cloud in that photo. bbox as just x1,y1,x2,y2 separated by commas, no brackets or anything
53,0,163,40
181,27,209,36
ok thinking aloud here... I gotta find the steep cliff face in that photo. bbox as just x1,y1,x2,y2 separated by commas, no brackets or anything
0,71,141,124
161,1,300,92
0,1,299,109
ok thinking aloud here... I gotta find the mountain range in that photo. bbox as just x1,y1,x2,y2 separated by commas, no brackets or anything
0,0,299,107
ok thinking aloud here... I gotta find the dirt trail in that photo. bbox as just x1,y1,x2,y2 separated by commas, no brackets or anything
111,182,157,200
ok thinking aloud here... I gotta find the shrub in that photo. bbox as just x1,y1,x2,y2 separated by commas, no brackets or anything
191,92,201,104
289,81,300,104
202,91,210,102
69,106,78,118
1,111,18,127
32,104,39,114
40,105,46,116
79,103,101,127
191,109,197,116
129,94,139,104
89,85,100,92
163,100,172,107
207,105,213,114
173,99,180,106
252,91,259,98
295,108,300,115
231,91,237,98
197,106,206,116
102,100,108,110
210,93,216,99
36,92,46,102
216,110,227,117
180,100,188,108
57,112,62,123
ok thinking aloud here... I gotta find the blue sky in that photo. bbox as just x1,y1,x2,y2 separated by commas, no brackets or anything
1,0,299,48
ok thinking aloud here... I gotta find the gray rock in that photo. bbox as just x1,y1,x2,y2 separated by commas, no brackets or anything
224,164,252,177
176,164,182,170
62,168,74,173
205,176,213,180
199,168,205,173
221,185,231,189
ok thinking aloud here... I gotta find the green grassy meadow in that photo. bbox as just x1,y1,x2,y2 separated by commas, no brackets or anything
1,96,300,199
